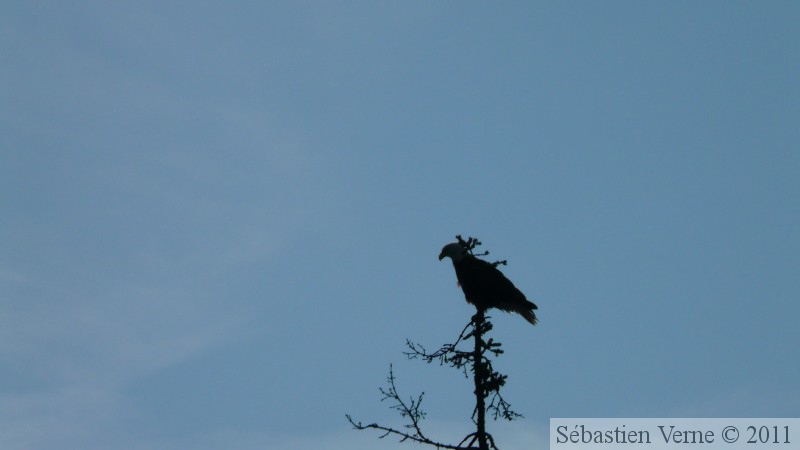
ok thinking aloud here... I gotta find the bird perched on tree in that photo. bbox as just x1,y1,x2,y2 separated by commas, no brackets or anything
439,241,538,325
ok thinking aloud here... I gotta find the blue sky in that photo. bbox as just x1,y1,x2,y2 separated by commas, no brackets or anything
2,2,798,449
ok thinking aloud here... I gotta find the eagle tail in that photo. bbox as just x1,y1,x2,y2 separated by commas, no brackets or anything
501,300,539,325
498,300,539,326
519,308,538,326
511,299,538,325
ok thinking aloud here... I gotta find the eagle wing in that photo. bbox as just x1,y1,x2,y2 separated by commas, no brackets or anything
455,257,538,325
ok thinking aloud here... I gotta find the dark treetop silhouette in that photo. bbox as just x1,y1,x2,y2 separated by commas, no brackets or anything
439,238,538,325
347,236,531,450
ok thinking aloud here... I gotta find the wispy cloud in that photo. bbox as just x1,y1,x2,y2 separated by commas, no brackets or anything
0,272,253,450
0,386,131,450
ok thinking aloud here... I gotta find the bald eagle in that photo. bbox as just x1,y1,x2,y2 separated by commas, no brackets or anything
439,242,538,325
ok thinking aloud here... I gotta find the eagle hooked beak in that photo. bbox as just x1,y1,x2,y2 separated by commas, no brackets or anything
439,242,465,262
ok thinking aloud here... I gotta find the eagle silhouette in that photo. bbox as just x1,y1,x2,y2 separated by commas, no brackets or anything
439,242,538,325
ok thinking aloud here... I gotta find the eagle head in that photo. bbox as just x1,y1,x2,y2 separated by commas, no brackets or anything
438,242,467,262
